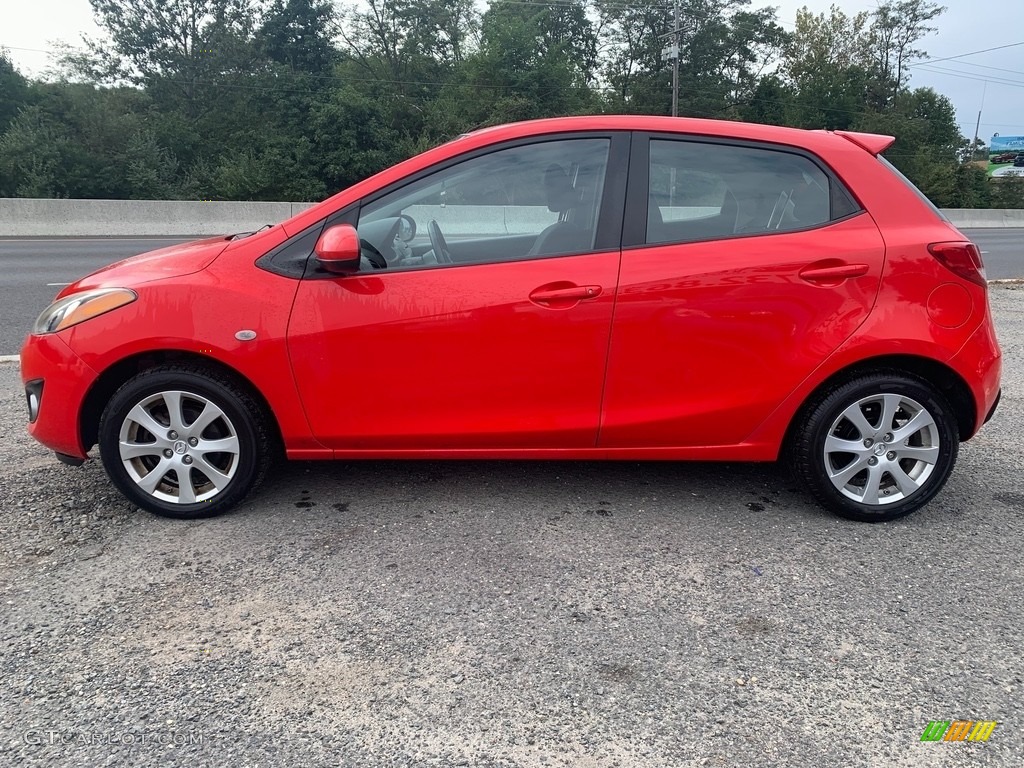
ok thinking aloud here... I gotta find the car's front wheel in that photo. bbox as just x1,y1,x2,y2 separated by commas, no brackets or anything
791,372,959,522
98,365,272,519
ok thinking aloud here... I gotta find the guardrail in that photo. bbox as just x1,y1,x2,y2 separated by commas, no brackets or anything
0,198,1021,236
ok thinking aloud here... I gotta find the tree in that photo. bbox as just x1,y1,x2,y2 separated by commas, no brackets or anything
853,87,968,205
466,0,599,123
785,5,872,79
260,0,338,75
0,83,176,199
778,6,873,129
0,0,1005,208
338,0,478,85
868,0,944,107
990,176,1024,209
74,0,265,118
594,0,671,112
595,0,786,118
0,106,65,197
0,51,30,136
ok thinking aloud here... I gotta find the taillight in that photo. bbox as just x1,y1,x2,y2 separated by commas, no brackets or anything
928,242,987,287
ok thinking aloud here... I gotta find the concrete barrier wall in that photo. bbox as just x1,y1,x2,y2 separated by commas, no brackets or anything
942,209,1024,228
397,205,724,238
0,198,318,237
0,198,1021,236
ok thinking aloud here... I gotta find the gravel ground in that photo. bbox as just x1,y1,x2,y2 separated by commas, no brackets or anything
1,287,1022,768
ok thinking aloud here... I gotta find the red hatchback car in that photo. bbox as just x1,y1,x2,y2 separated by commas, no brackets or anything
21,116,1001,522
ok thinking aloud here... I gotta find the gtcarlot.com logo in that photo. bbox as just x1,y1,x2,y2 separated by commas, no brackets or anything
24,730,205,746
920,720,998,742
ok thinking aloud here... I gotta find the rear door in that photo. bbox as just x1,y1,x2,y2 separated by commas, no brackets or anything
598,134,886,448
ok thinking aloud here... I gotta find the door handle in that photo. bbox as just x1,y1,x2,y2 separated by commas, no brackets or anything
799,262,869,283
529,283,603,307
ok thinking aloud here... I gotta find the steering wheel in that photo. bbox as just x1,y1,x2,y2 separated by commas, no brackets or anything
427,220,453,264
361,239,388,270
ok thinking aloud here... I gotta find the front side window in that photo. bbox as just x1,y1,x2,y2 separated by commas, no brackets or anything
646,139,843,246
357,138,610,271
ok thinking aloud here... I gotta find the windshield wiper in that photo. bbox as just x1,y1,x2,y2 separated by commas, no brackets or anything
230,224,273,241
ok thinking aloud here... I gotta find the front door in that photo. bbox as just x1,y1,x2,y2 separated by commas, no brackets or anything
288,135,627,450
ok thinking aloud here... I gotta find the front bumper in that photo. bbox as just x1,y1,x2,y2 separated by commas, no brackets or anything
19,333,98,459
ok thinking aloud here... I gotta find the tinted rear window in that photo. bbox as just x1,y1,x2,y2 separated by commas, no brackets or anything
645,139,856,245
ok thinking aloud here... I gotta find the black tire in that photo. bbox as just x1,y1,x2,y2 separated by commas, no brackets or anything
98,365,272,519
790,371,959,522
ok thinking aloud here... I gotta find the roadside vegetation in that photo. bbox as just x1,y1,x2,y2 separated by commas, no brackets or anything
1,0,1021,207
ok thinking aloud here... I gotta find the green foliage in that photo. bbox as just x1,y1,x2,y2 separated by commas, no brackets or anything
0,0,1016,208
0,83,176,198
990,176,1024,209
0,51,31,136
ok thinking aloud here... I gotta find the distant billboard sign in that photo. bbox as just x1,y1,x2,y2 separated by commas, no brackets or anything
991,136,1024,152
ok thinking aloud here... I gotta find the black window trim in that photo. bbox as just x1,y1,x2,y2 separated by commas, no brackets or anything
255,205,357,279
622,131,865,250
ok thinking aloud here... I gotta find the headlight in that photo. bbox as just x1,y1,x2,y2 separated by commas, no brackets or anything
33,288,138,335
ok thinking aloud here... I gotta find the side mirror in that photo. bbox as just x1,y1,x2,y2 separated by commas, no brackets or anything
314,223,361,274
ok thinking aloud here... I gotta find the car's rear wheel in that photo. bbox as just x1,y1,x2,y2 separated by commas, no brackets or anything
790,372,959,522
98,365,271,519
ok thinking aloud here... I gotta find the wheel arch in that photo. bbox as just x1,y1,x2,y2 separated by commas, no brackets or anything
79,350,284,455
783,354,976,454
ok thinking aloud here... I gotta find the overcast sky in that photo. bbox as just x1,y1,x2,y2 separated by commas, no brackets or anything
3,0,1023,141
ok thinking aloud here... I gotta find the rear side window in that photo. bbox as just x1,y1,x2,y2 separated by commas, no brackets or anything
646,139,858,245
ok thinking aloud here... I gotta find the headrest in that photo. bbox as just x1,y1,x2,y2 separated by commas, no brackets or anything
544,164,580,213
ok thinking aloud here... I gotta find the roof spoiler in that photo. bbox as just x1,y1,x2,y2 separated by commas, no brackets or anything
835,130,896,155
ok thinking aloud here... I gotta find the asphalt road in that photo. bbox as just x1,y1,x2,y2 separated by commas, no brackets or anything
969,228,1022,280
0,285,1022,767
0,229,1020,355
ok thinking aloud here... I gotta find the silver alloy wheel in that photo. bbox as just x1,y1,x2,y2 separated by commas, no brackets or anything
823,393,940,506
118,390,240,504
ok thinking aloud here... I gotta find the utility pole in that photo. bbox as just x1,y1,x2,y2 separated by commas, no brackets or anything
660,0,683,117
671,0,680,117
971,82,987,162
659,0,685,204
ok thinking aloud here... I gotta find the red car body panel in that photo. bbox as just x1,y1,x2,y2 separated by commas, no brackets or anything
22,333,97,457
19,115,1001,469
599,214,886,448
56,236,232,296
288,251,619,449
29,229,329,458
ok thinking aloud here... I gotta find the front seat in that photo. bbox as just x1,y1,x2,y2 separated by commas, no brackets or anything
526,164,589,257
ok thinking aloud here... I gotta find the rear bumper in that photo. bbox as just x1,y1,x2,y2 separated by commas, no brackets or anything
985,389,1001,424
948,315,1002,438
19,333,97,459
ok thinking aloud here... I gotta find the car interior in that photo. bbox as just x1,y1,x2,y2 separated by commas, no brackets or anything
353,138,839,269
355,139,610,270
645,143,834,245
